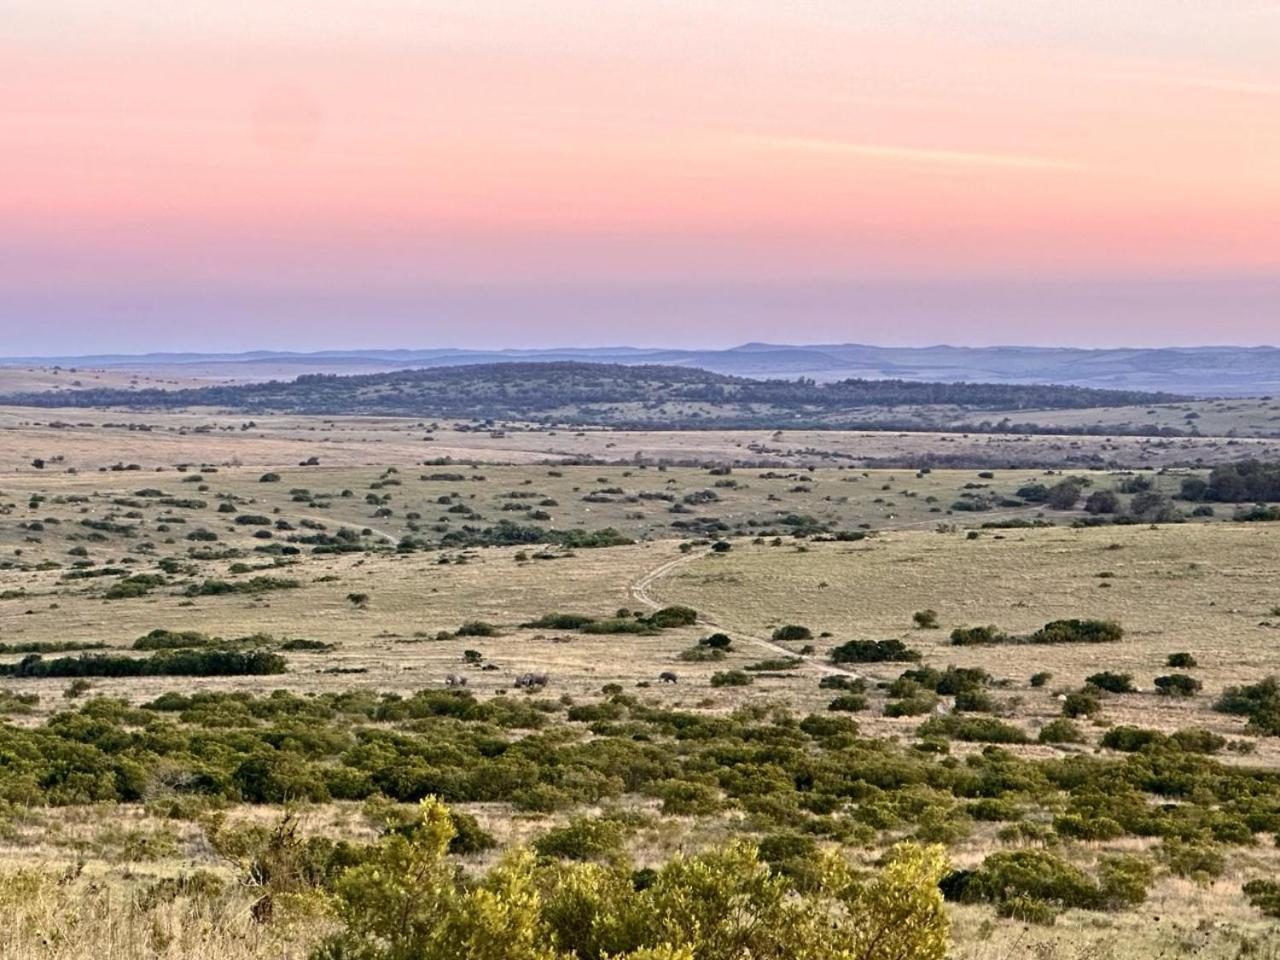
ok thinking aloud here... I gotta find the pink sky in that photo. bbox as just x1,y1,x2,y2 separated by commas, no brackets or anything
3,1,1279,352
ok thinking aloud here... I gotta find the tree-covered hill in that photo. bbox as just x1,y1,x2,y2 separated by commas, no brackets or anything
0,361,1189,428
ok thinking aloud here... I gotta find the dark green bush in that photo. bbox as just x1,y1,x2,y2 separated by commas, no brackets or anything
917,716,1027,744
1037,719,1083,744
0,648,286,679
1243,879,1280,918
1031,619,1123,645
827,694,868,713
949,625,1007,646
455,621,498,637
532,816,628,863
646,606,698,628
522,613,597,630
829,639,920,664
771,624,812,642
1155,674,1201,697
1086,672,1135,694
1215,676,1280,734
1062,689,1102,718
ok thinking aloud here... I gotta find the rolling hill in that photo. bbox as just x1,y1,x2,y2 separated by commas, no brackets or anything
0,361,1189,430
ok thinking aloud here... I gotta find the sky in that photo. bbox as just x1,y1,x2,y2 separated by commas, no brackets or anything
2,0,1279,354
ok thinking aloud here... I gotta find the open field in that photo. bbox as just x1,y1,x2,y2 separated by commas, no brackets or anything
4,413,1280,958
0,366,218,394
5,404,1280,475
976,395,1280,438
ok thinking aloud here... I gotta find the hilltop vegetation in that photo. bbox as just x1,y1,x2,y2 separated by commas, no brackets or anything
0,361,1188,429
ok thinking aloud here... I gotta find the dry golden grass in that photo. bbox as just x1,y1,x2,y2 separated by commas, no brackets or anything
0,870,324,960
643,523,1280,757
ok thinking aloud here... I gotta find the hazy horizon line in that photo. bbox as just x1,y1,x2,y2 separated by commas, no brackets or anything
4,340,1280,365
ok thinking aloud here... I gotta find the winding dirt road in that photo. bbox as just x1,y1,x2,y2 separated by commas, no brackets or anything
629,547,861,678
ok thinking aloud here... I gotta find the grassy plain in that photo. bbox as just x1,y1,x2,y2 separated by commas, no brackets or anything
2,409,1280,958
6,403,1280,474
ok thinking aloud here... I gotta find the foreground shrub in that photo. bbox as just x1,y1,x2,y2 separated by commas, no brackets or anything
314,797,952,960
943,849,1151,922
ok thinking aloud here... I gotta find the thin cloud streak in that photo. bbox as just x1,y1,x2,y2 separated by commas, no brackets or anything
742,135,1089,172
1176,76,1280,97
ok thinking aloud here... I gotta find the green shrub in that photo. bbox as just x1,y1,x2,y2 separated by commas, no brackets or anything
522,613,597,630
1216,676,1280,734
185,576,300,596
0,649,286,679
1031,619,1123,645
646,605,698,628
1166,652,1197,668
884,693,939,717
830,639,920,664
1037,719,1083,744
913,610,939,629
1086,671,1135,694
104,573,167,600
1062,689,1102,718
945,849,1102,914
455,621,498,637
1101,726,1165,752
819,675,865,692
917,716,1027,744
1096,855,1154,909
1159,838,1225,884
710,670,753,688
1243,878,1280,918
532,816,628,863
677,645,725,663
827,694,868,713
132,629,215,650
771,624,812,642
949,625,1007,646
1155,674,1201,697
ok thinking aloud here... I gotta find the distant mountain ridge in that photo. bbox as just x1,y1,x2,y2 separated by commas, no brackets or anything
2,343,1278,396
